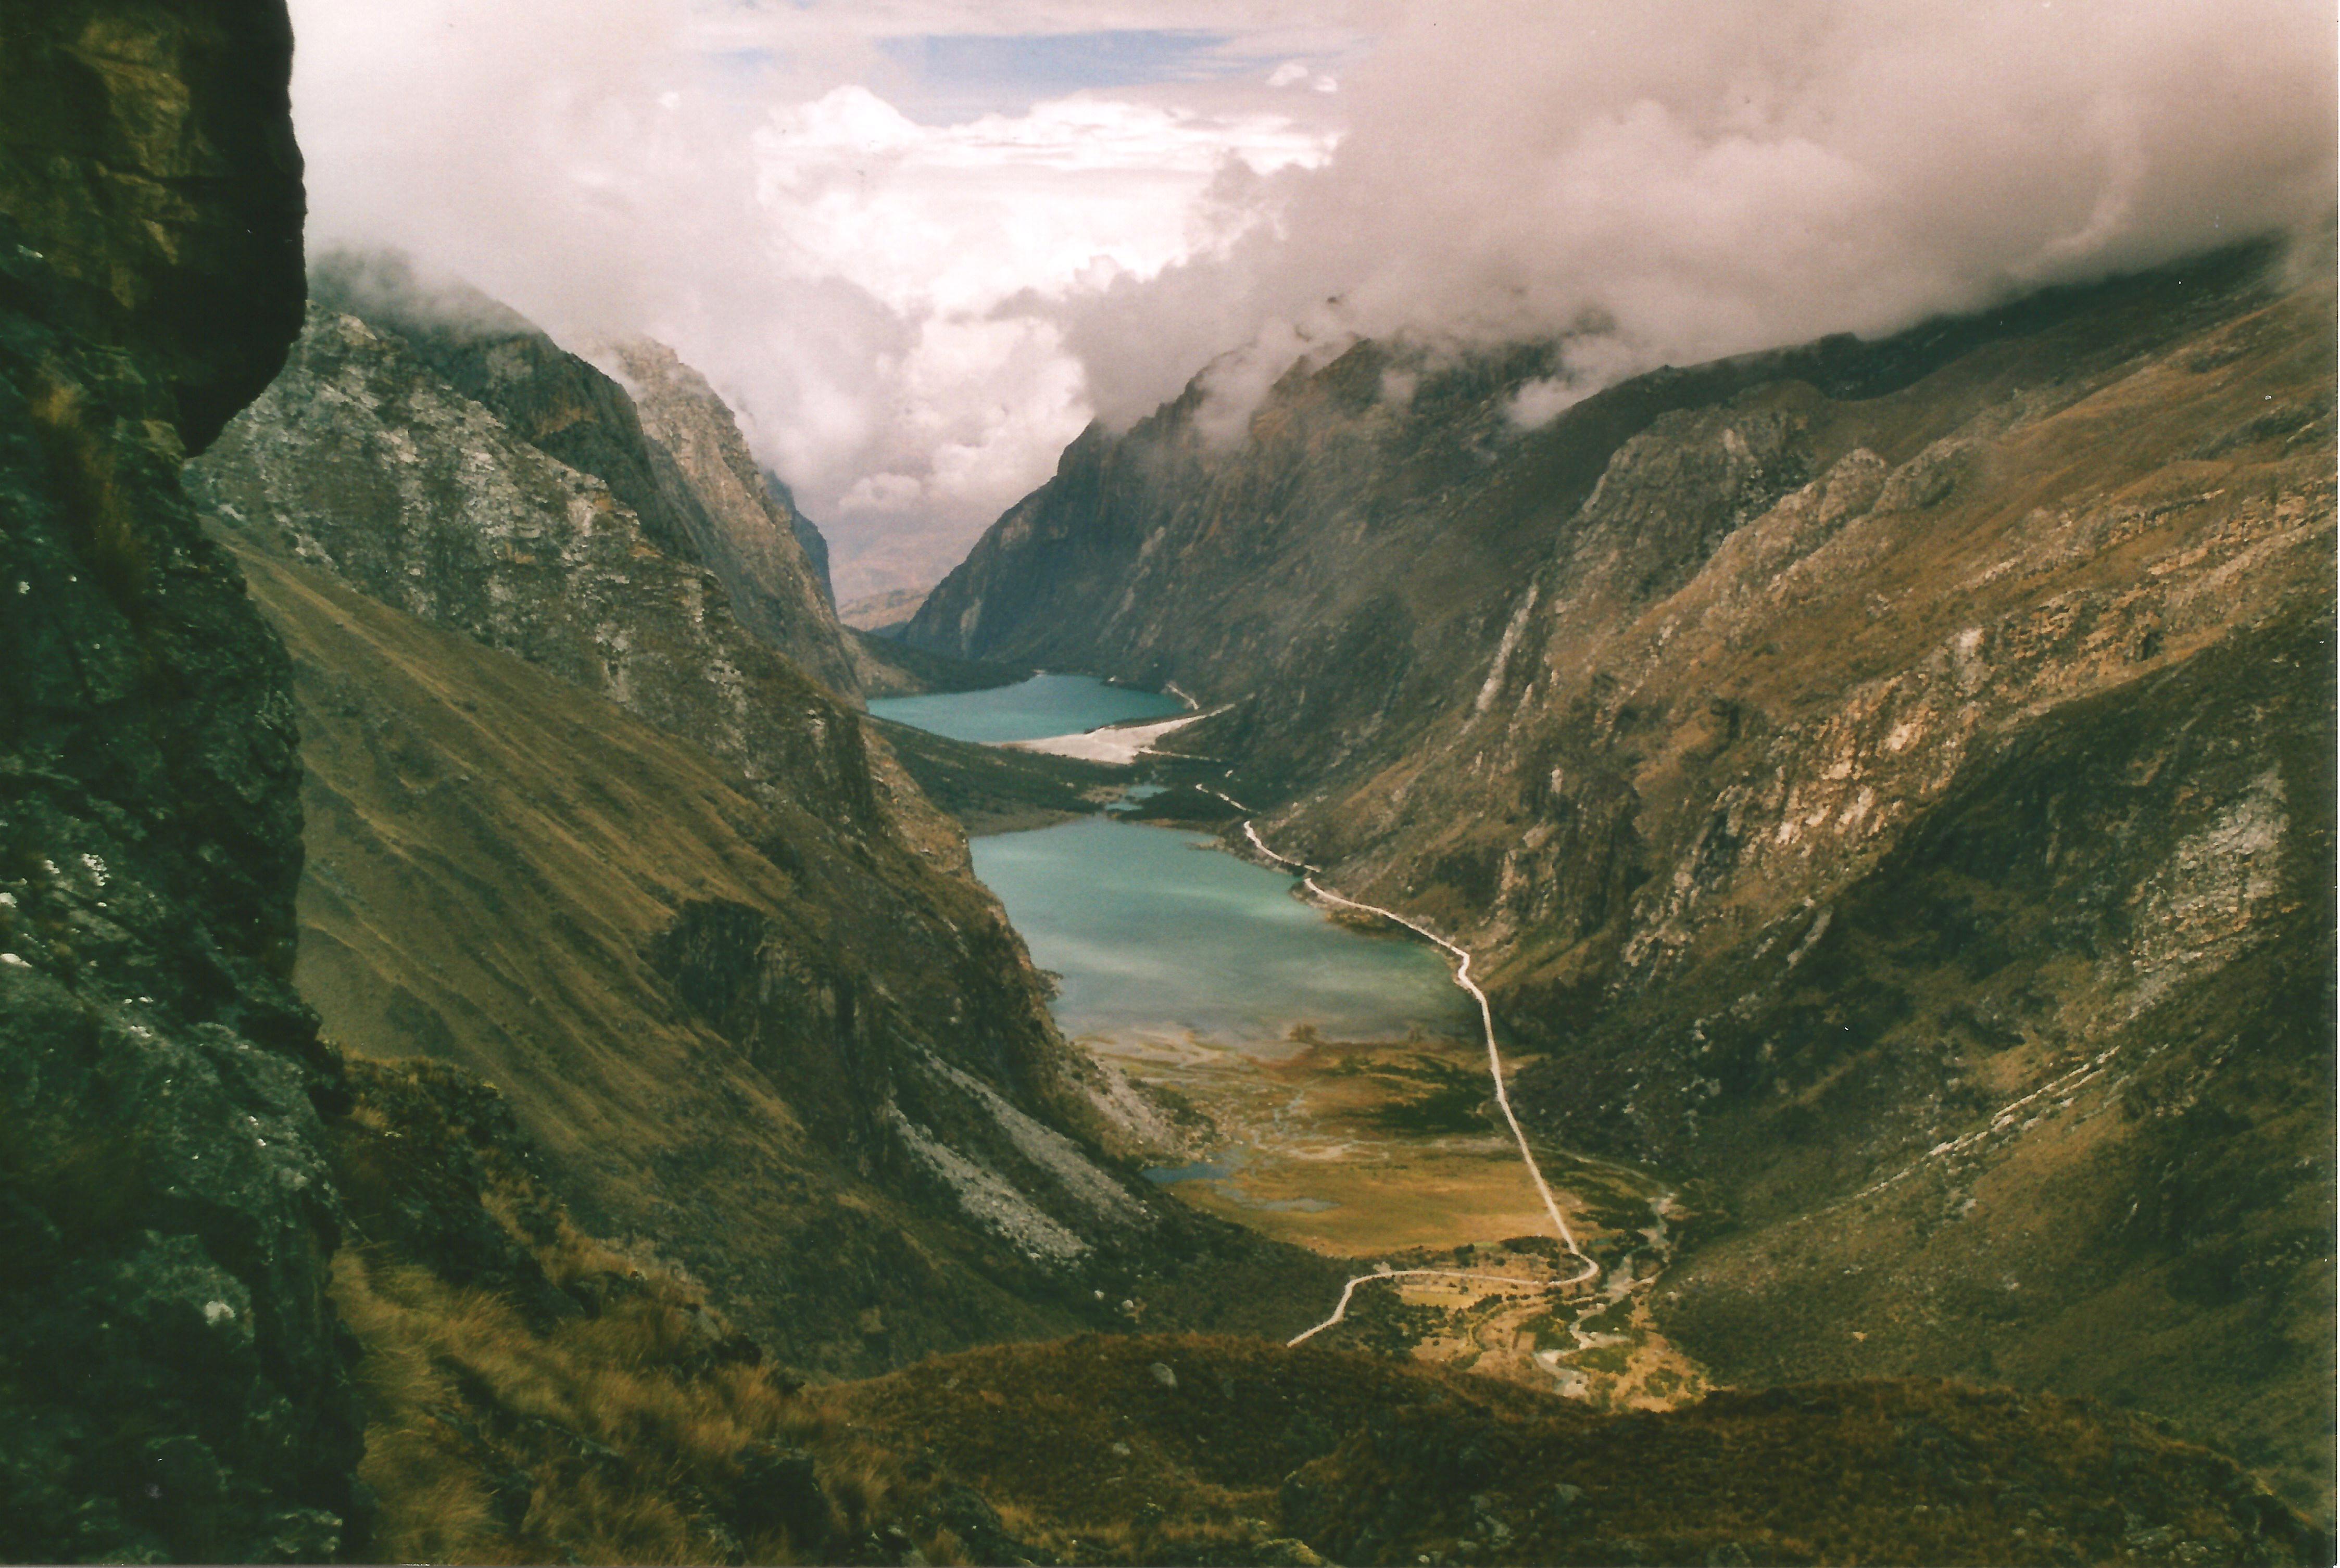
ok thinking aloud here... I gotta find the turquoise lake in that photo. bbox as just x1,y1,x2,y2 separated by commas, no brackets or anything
971,816,1472,1056
866,673,1185,744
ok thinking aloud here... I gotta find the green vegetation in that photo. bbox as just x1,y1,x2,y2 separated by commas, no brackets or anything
870,713,1129,833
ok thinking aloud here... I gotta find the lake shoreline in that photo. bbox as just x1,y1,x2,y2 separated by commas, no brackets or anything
866,671,1186,745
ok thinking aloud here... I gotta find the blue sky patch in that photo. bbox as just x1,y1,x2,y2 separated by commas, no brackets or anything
878,30,1258,122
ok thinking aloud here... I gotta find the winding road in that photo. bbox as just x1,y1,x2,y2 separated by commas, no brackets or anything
1197,788,1604,1346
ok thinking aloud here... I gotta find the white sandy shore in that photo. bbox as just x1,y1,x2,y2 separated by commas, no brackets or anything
1003,707,1219,765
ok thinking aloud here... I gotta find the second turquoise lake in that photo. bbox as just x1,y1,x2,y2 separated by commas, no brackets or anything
971,816,1473,1056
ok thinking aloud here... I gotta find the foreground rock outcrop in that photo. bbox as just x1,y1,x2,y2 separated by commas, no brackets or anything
1,2,363,1557
905,245,2338,1512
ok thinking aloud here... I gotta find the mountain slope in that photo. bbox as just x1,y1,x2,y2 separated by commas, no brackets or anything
771,471,838,606
305,255,712,563
836,1335,2324,1568
321,1041,2329,1567
188,293,1344,1375
307,253,861,700
218,534,1341,1374
899,247,2337,1510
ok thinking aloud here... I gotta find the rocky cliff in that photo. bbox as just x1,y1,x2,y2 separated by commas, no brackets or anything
905,246,2337,1511
771,471,838,606
605,339,858,697
0,0,304,451
192,307,878,829
0,1,365,1558
300,254,862,701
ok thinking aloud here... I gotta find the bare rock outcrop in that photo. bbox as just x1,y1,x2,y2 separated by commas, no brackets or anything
191,307,880,831
606,337,860,698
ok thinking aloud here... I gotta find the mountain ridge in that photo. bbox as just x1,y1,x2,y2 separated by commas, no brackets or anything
896,243,2338,1514
307,250,862,701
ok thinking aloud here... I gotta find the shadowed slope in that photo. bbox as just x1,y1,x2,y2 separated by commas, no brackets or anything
223,536,1343,1375
833,1334,2325,1567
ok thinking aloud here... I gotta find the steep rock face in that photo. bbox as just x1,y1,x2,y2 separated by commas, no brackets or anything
607,338,859,696
188,290,1336,1371
772,471,837,605
0,4,363,1559
191,308,878,831
306,255,860,699
307,252,715,566
905,251,2336,1508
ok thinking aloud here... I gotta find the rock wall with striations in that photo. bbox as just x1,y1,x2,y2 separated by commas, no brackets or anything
0,2,364,1558
191,306,877,831
606,337,859,697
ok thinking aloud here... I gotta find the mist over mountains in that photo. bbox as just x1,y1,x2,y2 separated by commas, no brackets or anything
1054,0,2336,431
282,0,2333,593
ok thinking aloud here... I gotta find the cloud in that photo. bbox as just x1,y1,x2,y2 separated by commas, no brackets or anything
284,0,2330,595
285,0,1349,596
1052,0,2337,435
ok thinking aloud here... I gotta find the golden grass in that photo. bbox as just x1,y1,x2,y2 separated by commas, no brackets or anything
324,1045,2322,1565
324,1059,960,1566
338,1249,779,1563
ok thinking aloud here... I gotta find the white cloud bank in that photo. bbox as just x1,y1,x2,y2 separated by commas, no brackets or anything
285,0,1350,594
1053,0,2335,432
284,0,2331,596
